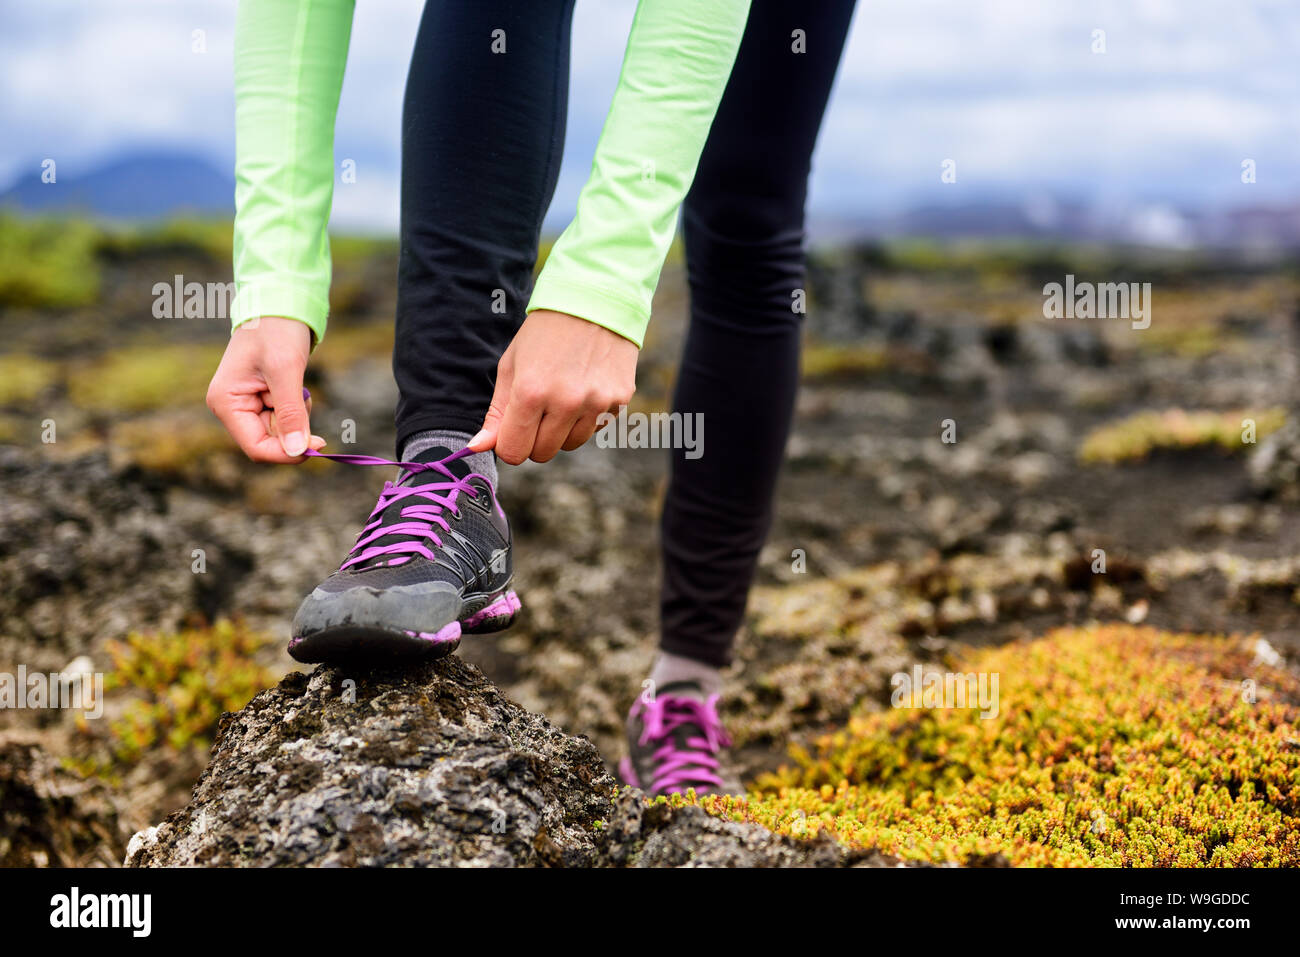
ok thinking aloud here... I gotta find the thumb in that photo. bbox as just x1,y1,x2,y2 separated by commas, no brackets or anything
266,368,311,457
470,356,512,452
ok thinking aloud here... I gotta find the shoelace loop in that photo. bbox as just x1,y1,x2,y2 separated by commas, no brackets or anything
304,448,485,570
633,693,732,795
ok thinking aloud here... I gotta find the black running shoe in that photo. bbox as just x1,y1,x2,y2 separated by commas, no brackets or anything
288,446,519,665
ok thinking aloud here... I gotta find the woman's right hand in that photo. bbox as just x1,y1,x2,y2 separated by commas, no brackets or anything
206,316,326,462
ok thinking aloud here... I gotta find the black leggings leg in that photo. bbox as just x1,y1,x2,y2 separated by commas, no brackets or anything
659,0,858,667
394,0,576,452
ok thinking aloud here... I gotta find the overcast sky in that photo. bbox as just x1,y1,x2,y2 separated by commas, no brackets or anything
2,0,1297,233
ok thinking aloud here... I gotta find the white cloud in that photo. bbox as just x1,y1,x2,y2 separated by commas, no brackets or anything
1,0,1296,231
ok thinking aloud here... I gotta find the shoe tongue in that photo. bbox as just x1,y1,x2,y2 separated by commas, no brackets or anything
350,447,464,570
649,682,719,761
400,445,471,485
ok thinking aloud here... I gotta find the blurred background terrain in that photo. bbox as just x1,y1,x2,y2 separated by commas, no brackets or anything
2,218,1299,863
1,0,1299,866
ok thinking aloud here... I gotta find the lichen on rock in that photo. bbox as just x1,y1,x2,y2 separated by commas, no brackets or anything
127,657,615,867
126,657,891,868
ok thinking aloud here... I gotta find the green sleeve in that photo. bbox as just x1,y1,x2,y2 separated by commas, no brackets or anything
527,0,751,348
231,0,354,344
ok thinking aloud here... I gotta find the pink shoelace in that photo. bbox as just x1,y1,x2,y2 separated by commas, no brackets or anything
304,448,485,571
633,693,733,795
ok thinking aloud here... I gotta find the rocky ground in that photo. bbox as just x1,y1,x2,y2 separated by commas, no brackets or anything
1,236,1298,865
125,656,893,868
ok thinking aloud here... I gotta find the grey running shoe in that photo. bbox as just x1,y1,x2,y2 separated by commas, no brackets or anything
289,446,519,665
619,680,743,796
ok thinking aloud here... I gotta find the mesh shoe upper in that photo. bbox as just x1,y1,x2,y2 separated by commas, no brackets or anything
311,479,509,595
292,447,512,637
622,680,741,796
318,447,508,586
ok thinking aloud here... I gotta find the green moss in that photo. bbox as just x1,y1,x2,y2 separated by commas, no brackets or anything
0,214,102,308
108,414,238,481
98,218,235,262
90,620,278,768
92,218,398,268
0,355,60,406
0,413,25,443
312,321,394,373
1079,408,1286,464
801,343,891,379
70,343,223,413
1135,323,1231,358
329,233,398,268
696,624,1300,866
877,238,1109,280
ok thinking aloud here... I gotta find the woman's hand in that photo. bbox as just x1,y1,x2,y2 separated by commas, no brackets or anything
471,310,638,464
206,316,327,462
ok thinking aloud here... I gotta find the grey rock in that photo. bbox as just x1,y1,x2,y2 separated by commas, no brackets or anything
128,657,892,868
1250,417,1300,502
127,657,612,867
0,448,251,664
0,738,132,867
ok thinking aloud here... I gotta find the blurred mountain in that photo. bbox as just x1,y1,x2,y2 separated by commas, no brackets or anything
0,150,233,219
2,148,1298,252
816,197,1300,251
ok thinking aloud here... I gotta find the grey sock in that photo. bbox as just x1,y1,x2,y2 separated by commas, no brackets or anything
401,429,498,487
648,651,723,700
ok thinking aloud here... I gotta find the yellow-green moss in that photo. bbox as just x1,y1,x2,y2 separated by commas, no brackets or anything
98,218,235,262
0,355,60,405
0,214,102,308
108,414,239,482
1079,408,1286,464
69,343,223,413
801,343,891,379
58,216,399,268
90,620,278,767
0,414,22,443
1135,323,1231,359
311,320,394,373
329,234,399,268
695,624,1300,867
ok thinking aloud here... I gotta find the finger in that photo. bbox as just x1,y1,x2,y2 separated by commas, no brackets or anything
532,408,582,463
560,410,603,452
265,407,319,439
494,386,544,466
210,388,303,463
264,363,311,457
264,411,327,454
260,389,312,420
470,358,513,452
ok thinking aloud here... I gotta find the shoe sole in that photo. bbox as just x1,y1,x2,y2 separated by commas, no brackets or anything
287,588,520,666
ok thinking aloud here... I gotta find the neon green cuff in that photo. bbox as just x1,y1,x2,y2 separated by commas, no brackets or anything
230,280,330,345
527,274,649,348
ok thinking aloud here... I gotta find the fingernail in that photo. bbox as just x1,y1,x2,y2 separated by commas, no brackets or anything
283,431,308,456
468,429,490,450
302,387,311,401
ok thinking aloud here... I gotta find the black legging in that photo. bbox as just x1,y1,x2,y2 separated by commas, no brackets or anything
395,0,857,667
